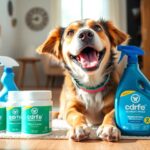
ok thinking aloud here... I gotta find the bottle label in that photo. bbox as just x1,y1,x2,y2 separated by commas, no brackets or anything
118,90,150,133
0,107,6,131
6,107,21,132
22,106,52,134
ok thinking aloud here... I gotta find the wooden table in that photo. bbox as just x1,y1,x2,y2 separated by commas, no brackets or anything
17,57,40,89
0,139,150,150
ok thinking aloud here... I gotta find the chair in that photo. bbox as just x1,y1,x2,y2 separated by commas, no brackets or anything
41,55,64,88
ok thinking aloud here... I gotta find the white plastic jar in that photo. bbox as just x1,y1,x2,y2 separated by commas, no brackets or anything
0,102,6,132
7,91,22,134
21,90,52,137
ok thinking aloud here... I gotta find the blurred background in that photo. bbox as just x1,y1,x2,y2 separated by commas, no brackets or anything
0,0,149,103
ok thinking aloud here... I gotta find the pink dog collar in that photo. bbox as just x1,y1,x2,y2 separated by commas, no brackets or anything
73,75,110,94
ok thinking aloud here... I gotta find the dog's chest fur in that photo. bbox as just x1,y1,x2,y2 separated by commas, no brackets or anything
77,88,105,125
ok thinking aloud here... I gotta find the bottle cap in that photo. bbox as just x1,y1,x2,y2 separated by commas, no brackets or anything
8,91,21,102
21,90,52,101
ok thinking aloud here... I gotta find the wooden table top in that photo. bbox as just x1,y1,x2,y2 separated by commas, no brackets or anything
0,139,150,150
17,57,40,63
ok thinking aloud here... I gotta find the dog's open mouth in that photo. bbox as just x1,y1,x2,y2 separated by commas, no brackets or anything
71,47,106,71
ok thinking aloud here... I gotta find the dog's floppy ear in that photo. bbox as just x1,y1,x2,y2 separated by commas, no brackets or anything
36,27,65,59
100,20,129,46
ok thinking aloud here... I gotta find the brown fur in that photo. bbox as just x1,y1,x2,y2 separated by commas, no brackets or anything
37,19,129,142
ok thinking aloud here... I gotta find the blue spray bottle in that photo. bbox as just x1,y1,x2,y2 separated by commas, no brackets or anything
0,56,19,102
115,45,150,136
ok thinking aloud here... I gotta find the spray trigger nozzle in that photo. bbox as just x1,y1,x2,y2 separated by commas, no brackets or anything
117,45,144,64
0,56,19,68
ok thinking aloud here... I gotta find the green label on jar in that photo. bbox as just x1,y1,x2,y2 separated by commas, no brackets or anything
22,106,52,134
6,107,21,132
0,107,6,131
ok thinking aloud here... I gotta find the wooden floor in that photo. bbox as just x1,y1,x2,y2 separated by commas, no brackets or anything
1,139,150,150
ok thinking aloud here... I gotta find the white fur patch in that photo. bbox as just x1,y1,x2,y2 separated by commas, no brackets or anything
77,88,104,125
62,26,107,87
97,125,121,141
67,27,104,56
67,124,91,141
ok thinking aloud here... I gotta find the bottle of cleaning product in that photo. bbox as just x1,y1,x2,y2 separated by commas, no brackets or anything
6,91,22,134
115,45,150,136
0,56,19,102
0,56,19,132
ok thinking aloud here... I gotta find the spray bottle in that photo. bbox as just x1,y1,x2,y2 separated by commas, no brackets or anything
115,45,150,136
0,56,19,102
0,56,19,131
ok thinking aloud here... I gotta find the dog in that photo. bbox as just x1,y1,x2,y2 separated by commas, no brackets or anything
37,19,129,142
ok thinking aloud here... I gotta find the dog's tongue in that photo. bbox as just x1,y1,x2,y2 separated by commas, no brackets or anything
78,50,98,69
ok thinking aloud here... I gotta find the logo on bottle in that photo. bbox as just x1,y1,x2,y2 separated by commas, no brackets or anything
27,107,42,121
12,109,18,115
31,108,38,115
125,93,145,111
131,94,140,103
8,107,21,121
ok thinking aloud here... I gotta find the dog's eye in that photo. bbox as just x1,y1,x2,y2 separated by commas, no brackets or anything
67,29,74,36
93,25,102,32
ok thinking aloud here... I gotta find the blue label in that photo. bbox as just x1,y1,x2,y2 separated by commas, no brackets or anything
116,90,150,135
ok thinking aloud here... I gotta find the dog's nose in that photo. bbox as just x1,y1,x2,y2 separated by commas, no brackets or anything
78,30,94,42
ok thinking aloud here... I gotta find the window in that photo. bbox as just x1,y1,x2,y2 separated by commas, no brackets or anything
82,0,109,20
61,0,82,26
60,0,109,26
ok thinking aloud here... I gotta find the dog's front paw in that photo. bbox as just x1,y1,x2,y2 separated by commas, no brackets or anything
96,124,121,142
67,125,91,142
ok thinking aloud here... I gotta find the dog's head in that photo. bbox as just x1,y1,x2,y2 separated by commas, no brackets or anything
37,19,129,85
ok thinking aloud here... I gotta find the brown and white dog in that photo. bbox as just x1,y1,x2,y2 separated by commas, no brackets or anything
37,19,129,142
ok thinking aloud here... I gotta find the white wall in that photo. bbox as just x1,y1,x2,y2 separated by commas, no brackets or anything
0,0,61,57
15,0,61,87
108,0,127,32
0,0,18,57
16,0,50,57
0,0,61,87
